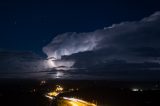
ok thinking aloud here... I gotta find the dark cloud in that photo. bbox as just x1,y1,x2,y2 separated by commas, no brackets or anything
47,11,160,80
0,51,49,78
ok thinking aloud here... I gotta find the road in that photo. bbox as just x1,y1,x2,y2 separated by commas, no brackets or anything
57,97,97,106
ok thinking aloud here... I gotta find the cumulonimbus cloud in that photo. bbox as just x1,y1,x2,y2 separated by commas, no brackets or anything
41,11,160,80
43,32,103,59
43,11,160,67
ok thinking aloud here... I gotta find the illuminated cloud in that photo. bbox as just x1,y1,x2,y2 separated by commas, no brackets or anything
44,11,160,64
43,11,160,80
47,58,75,70
43,32,103,59
43,30,103,68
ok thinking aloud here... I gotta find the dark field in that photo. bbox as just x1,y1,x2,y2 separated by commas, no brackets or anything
0,79,160,106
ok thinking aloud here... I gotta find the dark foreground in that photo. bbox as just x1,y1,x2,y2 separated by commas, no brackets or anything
0,79,160,106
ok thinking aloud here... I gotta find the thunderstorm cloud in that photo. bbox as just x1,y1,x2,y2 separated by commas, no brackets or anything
42,11,160,80
1,11,160,80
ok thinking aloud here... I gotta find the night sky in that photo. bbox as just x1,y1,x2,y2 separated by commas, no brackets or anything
0,0,160,80
0,0,159,54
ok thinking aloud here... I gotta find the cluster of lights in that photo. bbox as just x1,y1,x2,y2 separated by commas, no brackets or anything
55,85,63,91
131,88,143,92
45,85,64,100
40,80,46,85
68,88,79,92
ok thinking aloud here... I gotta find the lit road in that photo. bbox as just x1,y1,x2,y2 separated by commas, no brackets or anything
57,97,97,106
44,85,97,106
